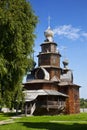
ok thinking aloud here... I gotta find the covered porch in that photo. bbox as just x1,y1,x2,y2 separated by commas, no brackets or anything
23,89,68,115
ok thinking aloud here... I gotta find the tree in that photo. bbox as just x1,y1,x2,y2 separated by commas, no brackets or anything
0,0,38,109
80,98,85,108
80,98,87,108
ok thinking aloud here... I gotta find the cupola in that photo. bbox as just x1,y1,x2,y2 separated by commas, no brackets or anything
63,59,69,69
44,26,54,42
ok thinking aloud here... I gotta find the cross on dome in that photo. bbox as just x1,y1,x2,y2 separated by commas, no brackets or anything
44,16,54,42
48,16,51,28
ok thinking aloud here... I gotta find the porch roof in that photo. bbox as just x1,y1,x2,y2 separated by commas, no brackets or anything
23,89,68,102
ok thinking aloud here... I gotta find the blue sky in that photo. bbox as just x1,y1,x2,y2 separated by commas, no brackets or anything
29,0,87,99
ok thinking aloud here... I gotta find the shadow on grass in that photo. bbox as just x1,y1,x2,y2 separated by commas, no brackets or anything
2,113,16,117
1,112,22,117
19,122,87,130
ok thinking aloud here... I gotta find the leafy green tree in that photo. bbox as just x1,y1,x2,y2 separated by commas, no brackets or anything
80,98,87,108
80,98,85,108
0,0,38,109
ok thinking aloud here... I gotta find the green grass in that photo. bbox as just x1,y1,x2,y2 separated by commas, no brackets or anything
0,113,11,121
0,112,17,121
0,113,87,130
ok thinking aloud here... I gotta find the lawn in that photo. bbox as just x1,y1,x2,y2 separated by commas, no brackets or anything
0,113,87,130
0,112,17,121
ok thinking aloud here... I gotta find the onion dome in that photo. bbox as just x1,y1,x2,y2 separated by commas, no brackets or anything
44,26,54,42
62,59,69,69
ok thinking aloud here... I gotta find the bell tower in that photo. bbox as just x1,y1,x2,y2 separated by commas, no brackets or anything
37,26,61,79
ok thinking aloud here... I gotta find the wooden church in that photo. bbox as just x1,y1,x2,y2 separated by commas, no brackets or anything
23,25,80,115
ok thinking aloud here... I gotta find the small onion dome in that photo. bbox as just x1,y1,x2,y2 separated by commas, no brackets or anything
63,59,69,69
44,26,54,42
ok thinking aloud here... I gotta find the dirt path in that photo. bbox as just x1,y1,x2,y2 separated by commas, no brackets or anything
0,115,22,125
50,120,87,123
0,119,14,125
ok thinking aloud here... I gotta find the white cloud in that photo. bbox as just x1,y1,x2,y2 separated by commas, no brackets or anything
82,32,87,37
53,24,87,40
